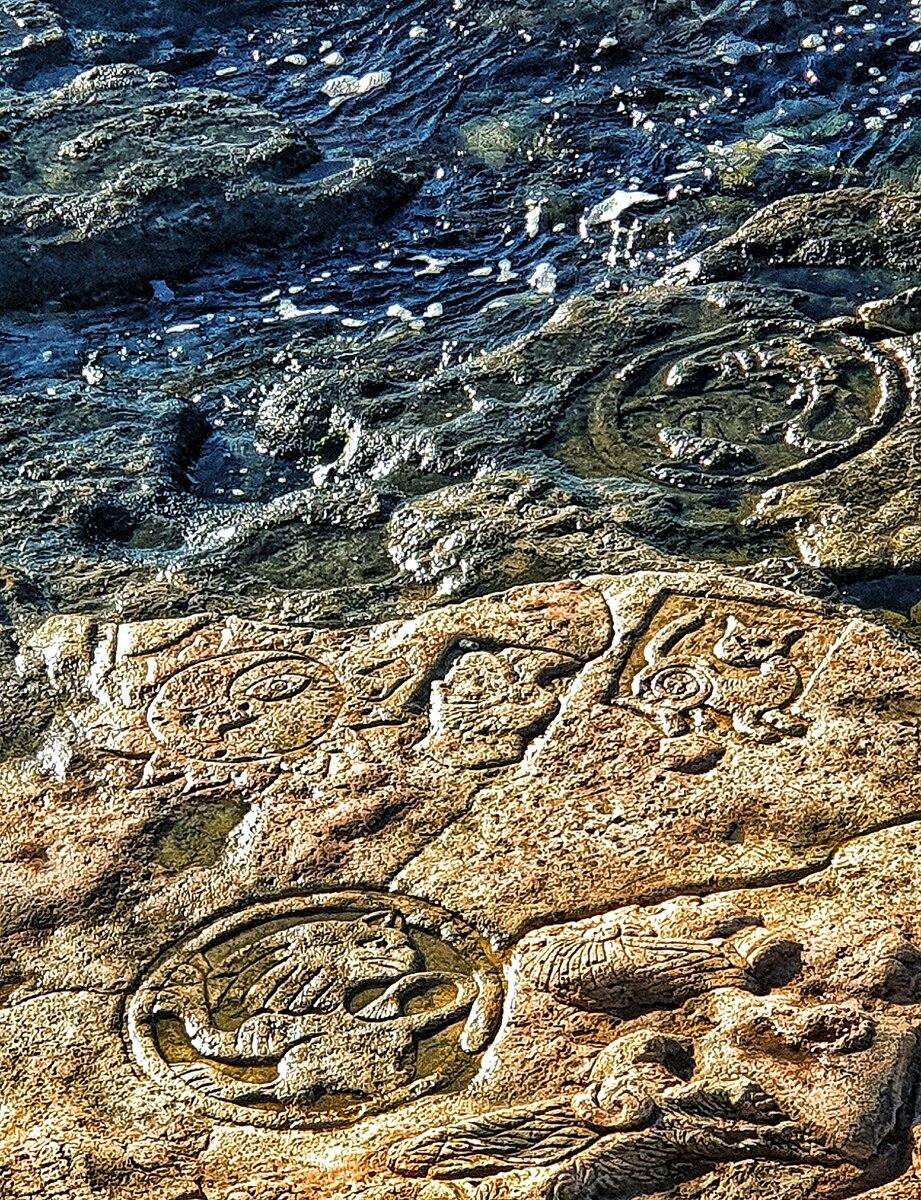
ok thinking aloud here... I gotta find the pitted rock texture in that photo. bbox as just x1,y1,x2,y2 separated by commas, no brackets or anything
5,573,921,1198
0,0,67,81
681,188,921,284
0,63,416,307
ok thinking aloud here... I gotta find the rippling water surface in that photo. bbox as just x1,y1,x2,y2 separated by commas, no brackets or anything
4,0,921,619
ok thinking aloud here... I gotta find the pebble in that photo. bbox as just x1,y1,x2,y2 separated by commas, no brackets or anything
412,254,455,275
585,189,660,227
81,357,105,386
322,51,344,67
528,262,557,294
712,35,762,65
321,70,392,99
277,299,311,319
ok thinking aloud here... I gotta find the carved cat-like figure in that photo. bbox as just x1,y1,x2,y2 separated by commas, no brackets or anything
153,910,494,1105
630,612,806,741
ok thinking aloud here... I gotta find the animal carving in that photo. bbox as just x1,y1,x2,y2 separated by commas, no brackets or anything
629,611,806,740
524,918,800,1016
421,646,574,768
388,994,913,1195
151,911,495,1106
386,1024,839,1189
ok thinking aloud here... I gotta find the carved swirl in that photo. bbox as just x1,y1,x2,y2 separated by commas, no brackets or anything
590,299,909,490
642,663,713,710
125,892,504,1129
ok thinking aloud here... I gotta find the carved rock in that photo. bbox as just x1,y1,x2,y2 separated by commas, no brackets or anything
4,573,921,1196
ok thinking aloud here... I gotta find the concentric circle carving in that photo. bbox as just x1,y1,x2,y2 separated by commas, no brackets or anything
589,303,908,490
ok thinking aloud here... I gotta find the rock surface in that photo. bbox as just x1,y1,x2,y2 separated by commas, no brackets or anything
0,63,416,306
5,572,921,1196
0,0,67,82
5,0,921,1197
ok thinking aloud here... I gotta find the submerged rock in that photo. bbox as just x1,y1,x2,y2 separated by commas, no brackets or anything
0,64,418,307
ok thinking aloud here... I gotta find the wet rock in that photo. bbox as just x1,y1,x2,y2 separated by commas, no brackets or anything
58,0,275,65
0,0,68,82
173,265,921,606
385,470,675,596
0,381,207,606
857,287,921,337
0,64,418,307
5,572,921,1197
475,0,825,54
460,111,538,168
680,187,921,283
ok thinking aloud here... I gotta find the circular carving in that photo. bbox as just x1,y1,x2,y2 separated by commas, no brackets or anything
147,651,343,761
125,892,504,1129
644,663,712,708
590,302,908,490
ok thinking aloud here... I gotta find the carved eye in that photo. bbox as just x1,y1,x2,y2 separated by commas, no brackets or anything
241,672,310,704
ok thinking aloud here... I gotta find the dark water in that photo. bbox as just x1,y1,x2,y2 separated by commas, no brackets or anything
4,0,921,619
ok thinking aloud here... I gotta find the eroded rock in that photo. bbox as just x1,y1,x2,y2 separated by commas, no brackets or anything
0,0,68,82
680,188,921,283
4,573,921,1197
0,64,417,306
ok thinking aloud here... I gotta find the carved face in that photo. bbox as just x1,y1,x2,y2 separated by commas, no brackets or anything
147,651,343,761
713,616,804,668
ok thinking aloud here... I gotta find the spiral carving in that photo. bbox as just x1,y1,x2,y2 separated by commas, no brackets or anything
589,293,910,491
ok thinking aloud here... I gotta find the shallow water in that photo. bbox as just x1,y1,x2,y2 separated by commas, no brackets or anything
4,0,921,620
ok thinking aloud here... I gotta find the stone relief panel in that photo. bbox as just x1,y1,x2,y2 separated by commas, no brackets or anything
613,592,830,746
387,896,921,1200
63,580,612,782
126,890,504,1129
587,294,911,492
8,575,921,1199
